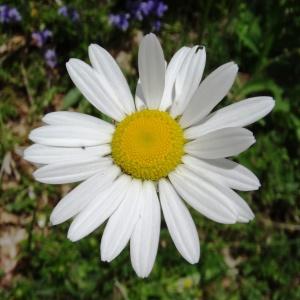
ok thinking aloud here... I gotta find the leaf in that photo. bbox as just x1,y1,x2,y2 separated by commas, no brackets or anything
62,88,83,109
235,78,284,106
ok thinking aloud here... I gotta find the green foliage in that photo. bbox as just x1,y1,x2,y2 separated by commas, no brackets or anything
1,0,299,299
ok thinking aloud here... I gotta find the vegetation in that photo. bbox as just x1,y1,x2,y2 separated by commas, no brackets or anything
0,0,299,299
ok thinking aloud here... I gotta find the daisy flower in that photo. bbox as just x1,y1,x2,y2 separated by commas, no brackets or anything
25,33,275,277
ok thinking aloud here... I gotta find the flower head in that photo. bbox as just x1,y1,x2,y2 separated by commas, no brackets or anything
155,1,168,17
0,5,21,23
32,29,53,48
44,49,57,68
58,6,68,17
110,1,168,31
127,0,167,19
109,13,130,31
138,1,155,17
25,33,274,277
58,6,80,22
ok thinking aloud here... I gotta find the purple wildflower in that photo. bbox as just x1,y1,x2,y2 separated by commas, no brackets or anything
129,0,168,19
32,29,53,48
58,6,80,22
109,0,168,31
31,32,43,48
58,6,68,17
132,7,143,21
8,8,21,21
152,20,161,31
155,1,168,17
109,13,130,31
126,1,154,20
140,1,155,16
0,5,21,23
0,5,8,23
43,29,53,39
44,49,57,69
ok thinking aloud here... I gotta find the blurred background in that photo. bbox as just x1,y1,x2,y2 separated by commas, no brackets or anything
0,0,299,299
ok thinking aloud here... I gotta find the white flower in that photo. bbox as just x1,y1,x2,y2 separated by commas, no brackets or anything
25,33,275,278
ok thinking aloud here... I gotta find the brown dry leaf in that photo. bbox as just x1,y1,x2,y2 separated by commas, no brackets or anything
14,145,25,158
16,96,30,116
0,152,12,178
238,72,251,85
0,35,26,56
1,180,19,191
61,184,73,197
222,247,244,269
0,209,19,225
188,31,198,43
116,51,135,75
0,209,32,226
0,227,28,274
0,151,21,182
132,29,143,46
51,93,65,110
113,280,129,300
9,118,28,138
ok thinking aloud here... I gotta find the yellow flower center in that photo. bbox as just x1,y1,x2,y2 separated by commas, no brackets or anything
111,109,184,180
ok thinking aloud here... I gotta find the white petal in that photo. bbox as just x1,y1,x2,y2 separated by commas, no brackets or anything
181,166,254,222
229,194,255,223
185,127,255,159
159,47,190,111
88,44,135,114
29,125,112,147
68,174,132,241
135,79,147,111
159,179,200,263
182,155,260,191
66,59,125,121
185,97,275,138
169,165,254,223
50,165,120,225
43,111,115,133
101,179,143,262
33,157,111,184
170,46,206,117
180,62,238,128
130,181,161,278
169,166,237,223
138,33,165,109
24,144,111,164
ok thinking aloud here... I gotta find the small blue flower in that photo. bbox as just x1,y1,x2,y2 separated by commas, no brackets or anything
32,29,53,48
58,6,68,17
58,6,80,22
109,13,130,31
44,49,57,69
155,1,168,17
0,5,8,23
8,7,22,21
139,1,155,16
0,4,22,23
109,0,168,31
